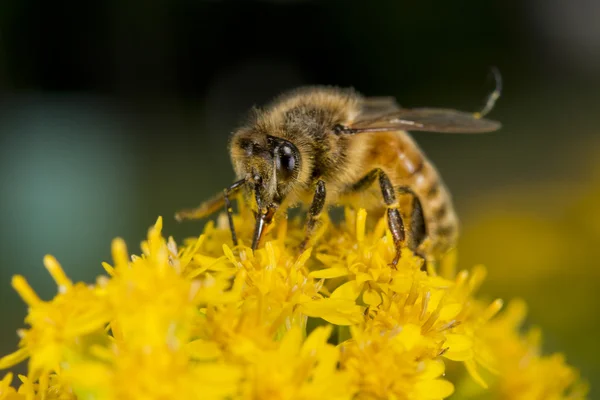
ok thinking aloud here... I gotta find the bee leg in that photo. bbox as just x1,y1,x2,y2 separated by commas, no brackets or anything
299,180,327,251
175,179,246,246
344,168,406,267
378,172,406,268
347,168,380,192
398,187,428,271
223,179,251,246
223,188,238,246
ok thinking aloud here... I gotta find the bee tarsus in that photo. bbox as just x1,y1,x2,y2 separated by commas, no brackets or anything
223,179,246,246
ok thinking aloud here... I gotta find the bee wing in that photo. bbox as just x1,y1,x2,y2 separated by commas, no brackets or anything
347,107,501,134
361,96,401,115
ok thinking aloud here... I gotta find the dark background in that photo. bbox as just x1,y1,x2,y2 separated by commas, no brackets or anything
1,0,599,396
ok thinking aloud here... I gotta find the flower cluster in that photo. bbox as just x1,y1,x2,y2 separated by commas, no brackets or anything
0,202,589,399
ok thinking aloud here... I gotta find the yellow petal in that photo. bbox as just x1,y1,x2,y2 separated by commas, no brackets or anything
193,363,242,397
301,326,332,357
362,288,381,306
331,281,363,301
66,312,111,337
294,247,312,268
266,241,277,268
186,339,222,360
309,267,350,279
481,298,504,322
445,334,472,353
11,276,41,306
316,313,360,327
300,299,363,325
0,348,29,370
439,303,462,321
192,254,220,268
315,254,340,265
101,262,115,276
395,323,422,351
62,362,112,390
111,237,129,267
17,374,35,399
1,372,13,387
222,245,242,268
503,298,528,328
427,275,454,289
414,379,454,399
390,275,412,293
43,255,72,291
465,359,488,389
310,345,340,381
279,327,302,360
474,346,500,375
38,371,49,398
419,359,446,380
355,272,372,285
370,266,381,281
443,334,473,362
443,348,474,361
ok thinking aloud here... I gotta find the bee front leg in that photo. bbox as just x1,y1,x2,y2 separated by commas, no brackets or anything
223,186,239,246
175,179,246,246
299,180,326,251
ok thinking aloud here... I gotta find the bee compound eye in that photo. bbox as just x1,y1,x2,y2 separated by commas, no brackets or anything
333,124,346,134
276,144,296,179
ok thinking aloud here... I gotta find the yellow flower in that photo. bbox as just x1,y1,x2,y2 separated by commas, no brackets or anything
0,372,76,400
454,299,589,400
0,205,588,399
340,326,454,400
186,210,362,362
71,218,243,400
0,255,110,389
310,208,503,387
241,325,353,400
0,373,21,400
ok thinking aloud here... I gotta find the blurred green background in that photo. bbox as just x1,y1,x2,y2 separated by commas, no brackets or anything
1,0,599,396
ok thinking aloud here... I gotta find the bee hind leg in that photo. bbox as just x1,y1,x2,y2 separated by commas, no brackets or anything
299,180,326,252
343,168,406,268
378,172,406,268
398,187,428,271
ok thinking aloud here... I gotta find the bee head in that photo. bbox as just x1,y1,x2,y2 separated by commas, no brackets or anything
229,129,302,248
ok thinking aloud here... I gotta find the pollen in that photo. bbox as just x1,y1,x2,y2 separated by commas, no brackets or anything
0,207,589,400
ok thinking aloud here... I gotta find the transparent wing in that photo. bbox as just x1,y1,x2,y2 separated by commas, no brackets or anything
347,107,501,134
360,96,401,116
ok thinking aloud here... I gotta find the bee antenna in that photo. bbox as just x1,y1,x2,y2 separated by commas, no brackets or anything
473,66,502,119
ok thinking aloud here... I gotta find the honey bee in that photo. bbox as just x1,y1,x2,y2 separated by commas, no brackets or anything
176,72,501,266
